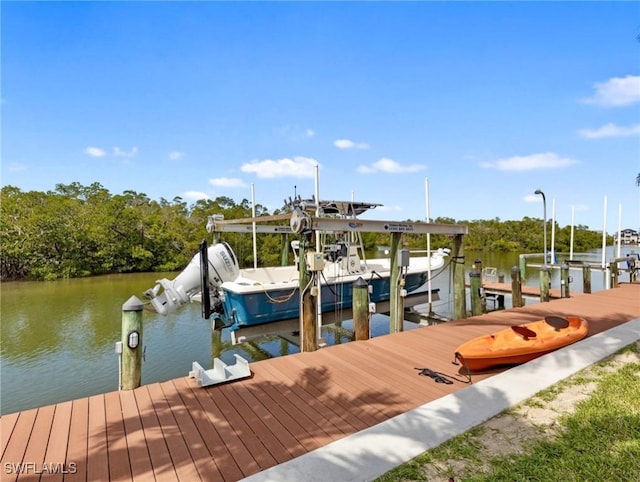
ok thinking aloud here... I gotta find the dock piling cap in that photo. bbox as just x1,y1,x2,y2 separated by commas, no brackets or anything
123,295,144,311
354,277,368,288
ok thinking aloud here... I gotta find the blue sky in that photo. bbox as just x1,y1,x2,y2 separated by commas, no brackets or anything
2,1,639,232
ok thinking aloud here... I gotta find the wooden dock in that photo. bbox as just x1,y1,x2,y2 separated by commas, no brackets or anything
480,281,568,300
2,283,639,482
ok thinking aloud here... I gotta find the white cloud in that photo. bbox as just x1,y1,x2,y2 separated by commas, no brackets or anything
209,177,248,188
306,129,315,137
241,156,319,179
480,152,578,171
168,151,184,160
578,122,640,139
85,146,106,157
334,138,370,150
114,146,138,158
183,191,210,200
357,157,425,174
581,75,640,107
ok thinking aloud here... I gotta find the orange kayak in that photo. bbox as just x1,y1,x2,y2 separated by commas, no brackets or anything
454,316,589,372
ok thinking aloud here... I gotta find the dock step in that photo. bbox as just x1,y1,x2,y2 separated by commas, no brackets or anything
189,354,251,387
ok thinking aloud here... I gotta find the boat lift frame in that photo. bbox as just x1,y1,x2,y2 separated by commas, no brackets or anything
207,209,468,351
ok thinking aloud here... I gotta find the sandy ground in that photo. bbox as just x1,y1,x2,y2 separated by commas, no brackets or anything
418,342,640,481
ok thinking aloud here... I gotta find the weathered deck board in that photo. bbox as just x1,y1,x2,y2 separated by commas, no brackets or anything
43,400,72,482
134,386,179,481
118,388,154,482
64,397,89,482
86,394,109,482
1,408,38,482
1,283,638,482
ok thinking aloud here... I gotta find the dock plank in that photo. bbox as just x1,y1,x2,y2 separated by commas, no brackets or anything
285,354,383,429
185,380,262,478
18,405,56,481
41,400,72,482
171,377,243,481
0,408,38,482
248,367,336,448
86,395,109,482
146,382,200,482
134,386,179,481
0,411,20,461
64,397,89,482
118,388,154,482
220,383,294,463
255,356,359,434
159,380,227,482
104,391,132,481
251,361,347,442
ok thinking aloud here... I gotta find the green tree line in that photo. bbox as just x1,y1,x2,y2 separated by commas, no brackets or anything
1,182,611,281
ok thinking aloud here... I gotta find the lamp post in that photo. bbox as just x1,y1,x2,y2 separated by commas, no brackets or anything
535,189,547,265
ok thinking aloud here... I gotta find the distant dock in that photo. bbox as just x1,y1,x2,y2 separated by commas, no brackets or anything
2,283,639,481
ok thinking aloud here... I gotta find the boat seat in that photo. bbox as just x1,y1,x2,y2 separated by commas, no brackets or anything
511,325,537,340
545,315,570,331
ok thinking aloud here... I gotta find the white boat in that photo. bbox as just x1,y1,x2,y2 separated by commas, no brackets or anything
220,238,449,329
145,199,450,330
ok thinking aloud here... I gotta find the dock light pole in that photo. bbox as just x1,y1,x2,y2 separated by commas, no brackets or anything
535,189,547,266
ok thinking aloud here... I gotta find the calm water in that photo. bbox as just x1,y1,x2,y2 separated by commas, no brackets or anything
1,247,635,415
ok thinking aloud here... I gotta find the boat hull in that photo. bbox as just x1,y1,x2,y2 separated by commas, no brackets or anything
455,316,589,372
222,270,428,328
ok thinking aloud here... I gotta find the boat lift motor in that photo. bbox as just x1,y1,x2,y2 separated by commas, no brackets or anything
145,242,240,315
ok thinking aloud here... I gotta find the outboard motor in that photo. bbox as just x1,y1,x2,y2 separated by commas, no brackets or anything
146,242,240,315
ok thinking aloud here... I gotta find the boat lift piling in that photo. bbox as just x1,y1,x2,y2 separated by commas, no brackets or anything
299,236,318,352
353,277,370,340
451,233,467,320
389,232,403,334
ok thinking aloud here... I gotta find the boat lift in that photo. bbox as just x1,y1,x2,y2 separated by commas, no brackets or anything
208,205,468,351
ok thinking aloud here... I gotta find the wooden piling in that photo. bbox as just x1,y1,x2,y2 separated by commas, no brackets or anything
121,296,143,390
472,258,486,313
280,233,289,266
389,232,402,334
469,270,483,316
451,234,467,320
560,263,570,298
583,264,591,294
539,266,551,302
299,237,317,352
473,258,482,275
610,261,619,288
353,277,370,341
511,266,524,308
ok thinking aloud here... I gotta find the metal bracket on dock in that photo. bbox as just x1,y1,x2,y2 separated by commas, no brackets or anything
189,354,251,387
